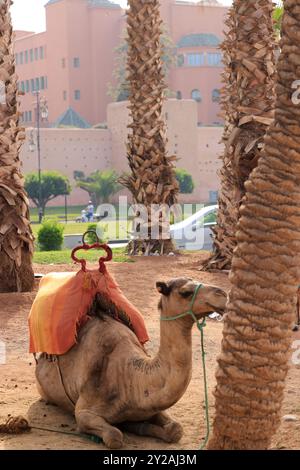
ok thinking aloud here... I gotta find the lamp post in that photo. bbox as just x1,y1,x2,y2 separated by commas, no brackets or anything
29,92,48,223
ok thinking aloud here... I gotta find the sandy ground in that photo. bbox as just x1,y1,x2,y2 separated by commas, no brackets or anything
0,253,299,450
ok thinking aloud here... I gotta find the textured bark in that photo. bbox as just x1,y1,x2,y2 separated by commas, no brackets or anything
208,0,300,449
120,0,179,255
0,0,34,292
202,0,276,271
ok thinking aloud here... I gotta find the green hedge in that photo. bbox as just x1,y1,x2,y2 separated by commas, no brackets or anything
37,220,64,251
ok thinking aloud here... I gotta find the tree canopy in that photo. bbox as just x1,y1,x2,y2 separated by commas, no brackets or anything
25,171,71,212
175,168,195,194
75,170,121,206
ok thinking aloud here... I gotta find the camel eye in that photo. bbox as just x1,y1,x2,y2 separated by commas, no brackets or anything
180,291,193,299
215,289,225,296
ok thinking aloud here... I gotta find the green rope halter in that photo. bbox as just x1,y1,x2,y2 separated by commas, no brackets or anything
160,283,210,450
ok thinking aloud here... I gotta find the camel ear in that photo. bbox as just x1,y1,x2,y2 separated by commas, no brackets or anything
156,282,171,296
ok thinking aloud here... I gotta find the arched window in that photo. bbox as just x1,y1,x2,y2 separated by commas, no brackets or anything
176,91,182,100
212,88,220,103
191,89,202,103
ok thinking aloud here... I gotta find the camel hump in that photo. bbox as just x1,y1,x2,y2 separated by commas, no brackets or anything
76,316,144,354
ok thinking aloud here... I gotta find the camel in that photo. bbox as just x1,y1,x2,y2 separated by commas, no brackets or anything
35,277,227,449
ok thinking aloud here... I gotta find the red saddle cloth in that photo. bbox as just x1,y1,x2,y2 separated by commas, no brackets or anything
29,267,149,355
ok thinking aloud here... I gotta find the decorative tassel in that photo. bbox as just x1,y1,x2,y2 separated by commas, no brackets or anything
0,416,31,434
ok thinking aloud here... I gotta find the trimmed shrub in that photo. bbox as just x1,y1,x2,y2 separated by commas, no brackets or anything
37,220,64,251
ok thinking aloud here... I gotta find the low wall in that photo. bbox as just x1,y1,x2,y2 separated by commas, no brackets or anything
20,100,224,208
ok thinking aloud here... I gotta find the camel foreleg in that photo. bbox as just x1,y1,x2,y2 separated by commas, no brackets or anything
75,405,124,449
121,412,183,443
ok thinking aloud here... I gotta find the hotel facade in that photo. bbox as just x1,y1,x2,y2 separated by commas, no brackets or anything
14,0,227,128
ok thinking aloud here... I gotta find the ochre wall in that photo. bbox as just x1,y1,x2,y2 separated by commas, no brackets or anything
21,99,223,207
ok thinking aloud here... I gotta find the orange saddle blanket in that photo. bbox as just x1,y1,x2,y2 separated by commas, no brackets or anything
29,268,149,355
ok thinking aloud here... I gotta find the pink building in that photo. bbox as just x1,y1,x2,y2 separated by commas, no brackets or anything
14,0,227,128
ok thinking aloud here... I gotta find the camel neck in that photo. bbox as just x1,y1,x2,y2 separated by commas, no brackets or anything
131,317,193,412
157,316,193,366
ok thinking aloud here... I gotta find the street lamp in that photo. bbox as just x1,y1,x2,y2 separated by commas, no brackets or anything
29,92,48,223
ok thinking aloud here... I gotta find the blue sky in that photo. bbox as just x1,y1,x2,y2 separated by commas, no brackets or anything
11,0,233,33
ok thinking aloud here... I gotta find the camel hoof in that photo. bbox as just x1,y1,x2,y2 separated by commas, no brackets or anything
163,422,183,443
103,428,124,449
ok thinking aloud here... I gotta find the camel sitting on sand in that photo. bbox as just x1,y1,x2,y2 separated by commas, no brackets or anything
36,277,227,449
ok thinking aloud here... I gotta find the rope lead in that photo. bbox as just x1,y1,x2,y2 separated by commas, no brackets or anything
160,283,210,449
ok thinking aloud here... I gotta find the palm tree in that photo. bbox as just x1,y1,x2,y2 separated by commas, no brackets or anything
120,0,179,255
76,170,121,206
0,0,34,292
208,0,299,449
203,0,276,271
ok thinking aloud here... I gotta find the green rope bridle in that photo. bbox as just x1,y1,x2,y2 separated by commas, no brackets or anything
160,283,210,450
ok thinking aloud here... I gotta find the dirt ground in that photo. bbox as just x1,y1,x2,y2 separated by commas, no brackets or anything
0,253,299,450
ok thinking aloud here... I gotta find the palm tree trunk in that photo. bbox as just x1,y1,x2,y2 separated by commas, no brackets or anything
120,0,179,256
0,0,34,292
202,0,276,271
208,0,300,449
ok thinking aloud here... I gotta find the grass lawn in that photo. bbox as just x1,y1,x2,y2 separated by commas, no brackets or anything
30,204,216,240
33,247,133,264
31,220,131,240
30,205,85,223
29,204,129,223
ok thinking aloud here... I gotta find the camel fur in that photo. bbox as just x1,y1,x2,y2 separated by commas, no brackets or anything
35,277,227,449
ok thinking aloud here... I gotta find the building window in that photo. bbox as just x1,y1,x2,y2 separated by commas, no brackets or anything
39,46,44,60
187,53,204,67
25,50,28,64
74,89,81,100
40,76,45,90
34,48,39,60
212,88,220,103
30,49,34,62
35,77,40,91
25,80,30,93
62,58,66,68
207,52,222,66
24,110,33,122
63,90,67,101
191,89,202,103
15,53,19,65
176,91,182,100
19,52,23,65
209,190,218,203
21,81,25,93
30,78,35,92
73,57,80,68
45,76,48,89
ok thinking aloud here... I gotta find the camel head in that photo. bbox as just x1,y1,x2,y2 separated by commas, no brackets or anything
156,277,227,322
